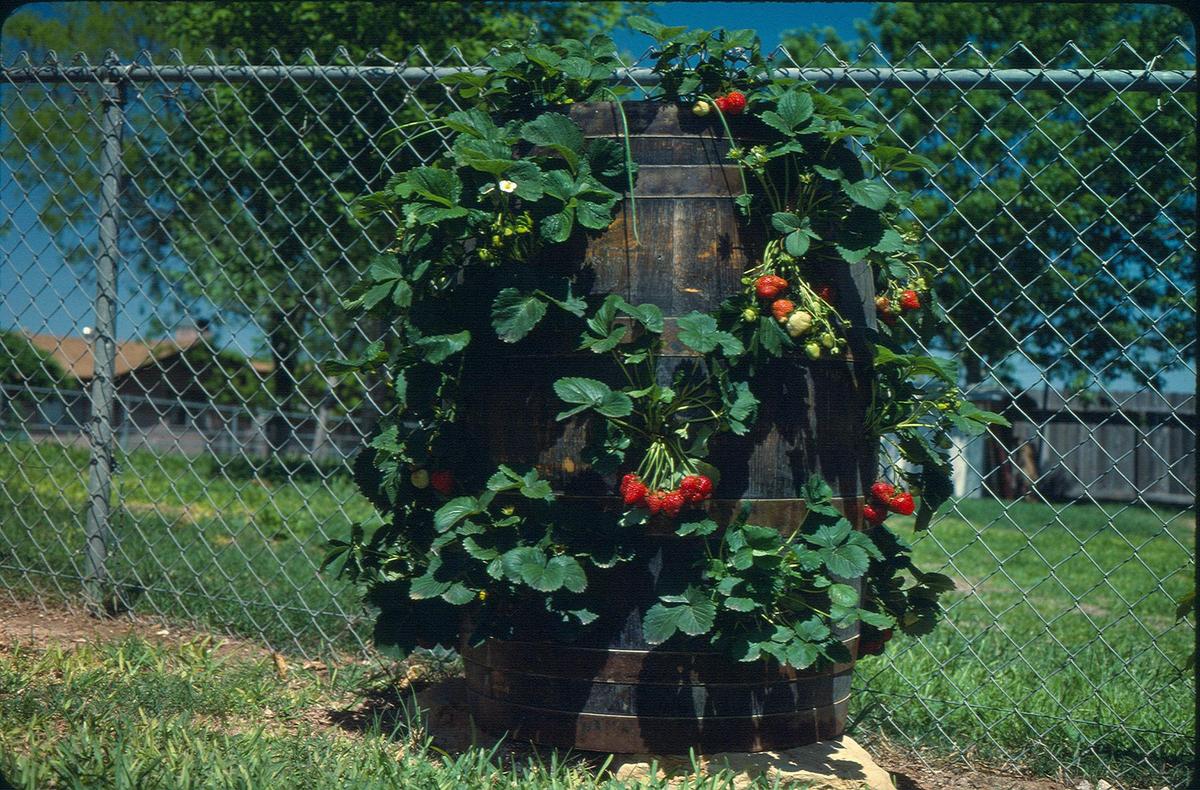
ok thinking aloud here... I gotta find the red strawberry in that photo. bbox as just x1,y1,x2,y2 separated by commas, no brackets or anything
816,284,835,304
662,489,686,518
754,274,788,300
679,475,699,501
862,502,888,526
899,290,921,311
870,481,895,504
713,96,729,113
620,472,640,495
771,299,795,322
646,490,666,515
430,470,454,496
623,480,649,507
722,91,747,115
680,474,714,504
889,491,915,516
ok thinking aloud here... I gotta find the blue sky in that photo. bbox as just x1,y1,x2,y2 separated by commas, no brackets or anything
613,2,874,53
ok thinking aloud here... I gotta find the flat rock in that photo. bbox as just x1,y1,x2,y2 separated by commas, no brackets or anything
413,678,893,788
610,736,895,789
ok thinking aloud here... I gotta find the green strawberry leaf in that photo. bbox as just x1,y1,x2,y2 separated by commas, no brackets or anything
441,583,477,605
805,518,852,548
548,555,587,593
519,469,555,501
408,571,451,600
486,465,523,492
771,212,803,233
492,288,548,343
794,617,830,642
823,542,870,578
783,640,819,670
397,167,462,207
676,312,744,356
842,178,890,210
872,228,909,254
858,609,897,628
553,376,633,420
505,160,545,200
540,207,575,243
521,113,584,171
414,331,471,364
434,496,481,532
757,315,788,356
828,583,859,608
615,298,665,333
642,586,716,644
443,109,500,140
676,518,719,537
777,90,814,129
724,596,758,612
585,138,630,180
784,230,811,258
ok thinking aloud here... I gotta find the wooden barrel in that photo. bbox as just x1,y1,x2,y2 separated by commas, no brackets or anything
457,101,876,753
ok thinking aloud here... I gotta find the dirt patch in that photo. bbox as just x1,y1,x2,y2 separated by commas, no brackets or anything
877,756,1071,790
0,599,270,661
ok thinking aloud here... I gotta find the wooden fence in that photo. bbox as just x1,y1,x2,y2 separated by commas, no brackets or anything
968,388,1195,507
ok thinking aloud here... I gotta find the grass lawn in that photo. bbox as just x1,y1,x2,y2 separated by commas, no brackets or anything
1,440,1194,786
0,632,762,789
0,440,374,654
854,499,1194,787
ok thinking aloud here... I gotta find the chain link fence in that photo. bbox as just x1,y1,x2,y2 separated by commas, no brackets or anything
1,39,1195,786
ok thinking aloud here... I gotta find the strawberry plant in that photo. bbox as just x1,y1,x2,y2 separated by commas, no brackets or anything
324,18,1007,667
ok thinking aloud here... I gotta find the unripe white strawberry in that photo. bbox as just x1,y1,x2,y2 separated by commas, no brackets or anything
786,310,813,337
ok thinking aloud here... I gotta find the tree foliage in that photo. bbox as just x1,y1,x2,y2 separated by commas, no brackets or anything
782,4,1196,389
2,1,628,431
0,332,70,390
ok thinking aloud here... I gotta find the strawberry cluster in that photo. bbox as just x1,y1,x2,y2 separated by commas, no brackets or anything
875,288,922,327
692,91,747,117
752,274,843,359
620,473,713,519
713,91,747,115
861,480,916,526
410,468,455,495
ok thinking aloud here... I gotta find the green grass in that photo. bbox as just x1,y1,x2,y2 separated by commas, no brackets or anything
0,636,770,789
853,498,1195,786
1,440,1194,786
0,440,374,653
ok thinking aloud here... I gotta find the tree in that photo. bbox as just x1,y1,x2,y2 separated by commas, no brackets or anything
0,331,69,390
3,1,627,449
782,4,1195,390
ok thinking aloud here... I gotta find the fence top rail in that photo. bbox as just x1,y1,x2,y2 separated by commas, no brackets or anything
1,63,1194,92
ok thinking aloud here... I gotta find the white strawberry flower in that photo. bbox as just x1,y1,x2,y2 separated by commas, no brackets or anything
498,180,518,193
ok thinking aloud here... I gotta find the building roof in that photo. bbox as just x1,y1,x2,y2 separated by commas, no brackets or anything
22,333,273,380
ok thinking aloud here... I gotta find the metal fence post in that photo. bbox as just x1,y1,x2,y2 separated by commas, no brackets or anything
82,68,125,615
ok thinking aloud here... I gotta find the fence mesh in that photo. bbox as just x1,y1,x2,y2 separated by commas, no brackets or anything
1,39,1195,786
